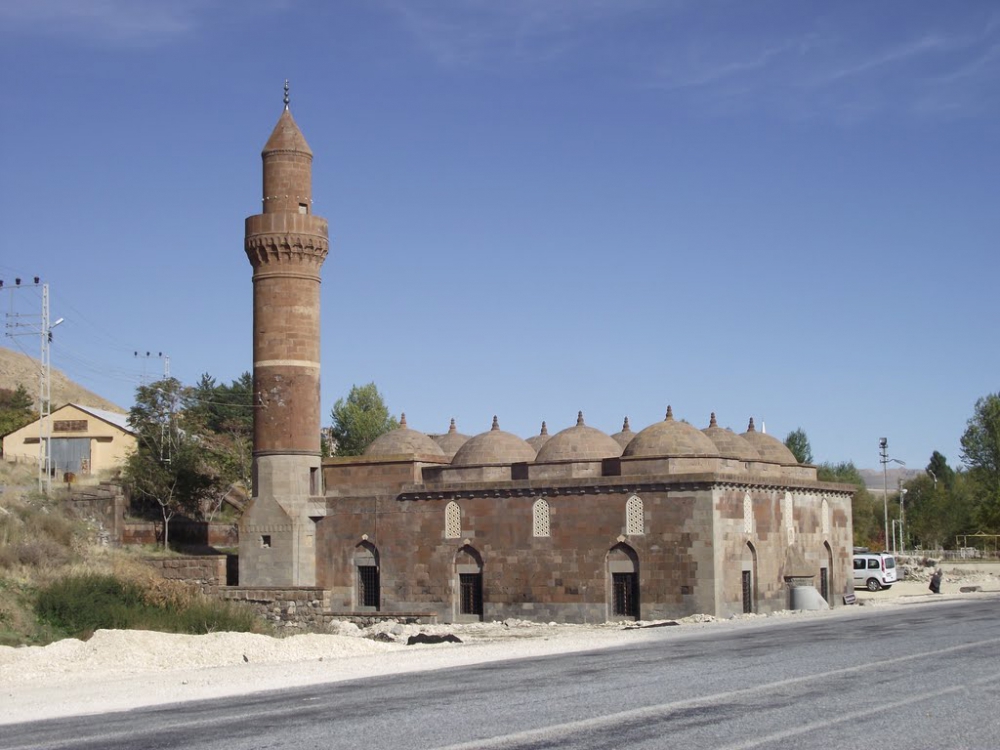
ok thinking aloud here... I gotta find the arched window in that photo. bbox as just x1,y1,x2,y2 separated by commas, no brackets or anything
626,495,644,536
532,498,550,537
743,492,753,534
445,501,461,539
784,492,795,543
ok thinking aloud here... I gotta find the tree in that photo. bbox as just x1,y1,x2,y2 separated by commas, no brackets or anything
784,428,813,464
190,371,254,505
960,393,1000,532
926,451,955,490
121,378,219,547
0,384,37,438
329,383,398,457
902,472,975,551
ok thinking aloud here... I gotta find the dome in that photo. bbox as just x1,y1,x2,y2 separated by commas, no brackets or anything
535,412,623,463
610,416,635,450
431,418,470,460
451,416,537,467
702,413,761,461
741,418,797,464
623,406,719,458
364,413,446,458
525,421,552,452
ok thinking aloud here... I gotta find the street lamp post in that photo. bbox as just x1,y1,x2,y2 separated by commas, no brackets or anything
879,438,905,553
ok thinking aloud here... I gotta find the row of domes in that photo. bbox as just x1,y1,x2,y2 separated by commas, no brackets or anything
363,410,798,466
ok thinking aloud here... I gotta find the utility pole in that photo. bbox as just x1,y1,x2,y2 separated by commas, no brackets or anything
1,276,61,494
879,437,905,553
134,350,168,384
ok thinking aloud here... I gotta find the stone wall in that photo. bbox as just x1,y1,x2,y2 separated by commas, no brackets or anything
217,587,332,629
124,522,159,545
315,481,712,624
143,555,231,587
65,482,126,546
123,520,238,548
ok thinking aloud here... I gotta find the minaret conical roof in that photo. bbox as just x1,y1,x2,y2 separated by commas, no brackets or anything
263,108,313,157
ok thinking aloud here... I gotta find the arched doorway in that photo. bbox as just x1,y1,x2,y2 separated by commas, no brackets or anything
742,542,758,614
354,541,380,611
821,541,833,603
608,543,640,620
455,545,484,621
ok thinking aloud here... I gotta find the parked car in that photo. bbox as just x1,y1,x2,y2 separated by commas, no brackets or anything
853,552,897,591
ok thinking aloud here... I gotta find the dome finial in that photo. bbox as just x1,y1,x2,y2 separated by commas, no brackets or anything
622,416,630,431
283,79,290,110
491,415,500,431
448,418,457,434
709,412,717,428
540,420,548,436
665,405,674,421
747,417,756,432
400,412,407,428
576,411,585,426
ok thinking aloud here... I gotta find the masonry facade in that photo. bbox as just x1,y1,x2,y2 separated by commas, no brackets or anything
311,412,854,623
238,97,855,624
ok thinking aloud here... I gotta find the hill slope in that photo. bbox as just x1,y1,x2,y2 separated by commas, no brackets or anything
0,346,125,413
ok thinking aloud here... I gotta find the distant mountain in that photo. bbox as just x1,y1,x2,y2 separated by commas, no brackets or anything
858,467,924,493
0,346,125,414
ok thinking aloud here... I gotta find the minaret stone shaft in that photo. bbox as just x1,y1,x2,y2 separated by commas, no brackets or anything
241,93,328,587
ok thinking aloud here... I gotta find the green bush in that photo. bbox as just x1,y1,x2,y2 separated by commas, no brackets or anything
35,573,259,640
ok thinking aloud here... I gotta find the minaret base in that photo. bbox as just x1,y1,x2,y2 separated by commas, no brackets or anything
239,454,322,587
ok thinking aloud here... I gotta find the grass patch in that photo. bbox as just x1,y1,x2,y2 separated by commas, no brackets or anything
1,463,264,645
35,573,260,640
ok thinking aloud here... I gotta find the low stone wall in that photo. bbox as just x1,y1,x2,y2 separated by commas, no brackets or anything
124,522,159,545
123,520,238,548
216,587,332,629
66,483,127,546
143,555,230,587
212,587,438,629
172,519,239,548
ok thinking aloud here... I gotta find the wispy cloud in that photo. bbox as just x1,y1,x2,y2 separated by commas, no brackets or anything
0,0,291,45
380,0,678,68
819,35,953,83
381,2,1000,122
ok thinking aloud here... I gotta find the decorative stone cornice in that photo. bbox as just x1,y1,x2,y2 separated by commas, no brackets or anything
245,232,329,267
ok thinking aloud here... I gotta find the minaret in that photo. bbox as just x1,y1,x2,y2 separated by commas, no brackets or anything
240,82,329,587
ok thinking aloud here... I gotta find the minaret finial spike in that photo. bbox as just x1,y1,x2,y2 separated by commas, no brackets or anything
283,79,290,110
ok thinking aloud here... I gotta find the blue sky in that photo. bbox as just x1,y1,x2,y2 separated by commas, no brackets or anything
1,0,997,472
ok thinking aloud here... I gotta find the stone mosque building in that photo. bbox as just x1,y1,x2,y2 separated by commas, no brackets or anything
238,89,856,624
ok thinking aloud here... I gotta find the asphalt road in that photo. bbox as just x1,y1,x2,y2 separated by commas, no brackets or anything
4,598,999,750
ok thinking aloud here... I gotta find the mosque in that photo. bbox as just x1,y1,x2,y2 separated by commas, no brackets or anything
238,88,856,623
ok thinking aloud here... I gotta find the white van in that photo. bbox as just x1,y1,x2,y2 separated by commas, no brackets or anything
853,552,897,591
